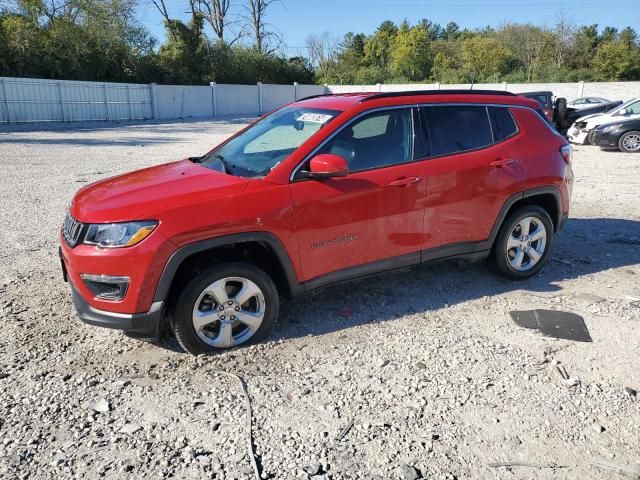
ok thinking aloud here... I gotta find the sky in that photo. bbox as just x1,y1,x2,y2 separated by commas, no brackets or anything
137,0,640,54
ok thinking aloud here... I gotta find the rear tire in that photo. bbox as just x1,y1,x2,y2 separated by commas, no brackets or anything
618,131,640,153
489,205,554,280
170,262,279,355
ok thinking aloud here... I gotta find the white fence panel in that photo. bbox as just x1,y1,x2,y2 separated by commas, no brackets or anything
216,84,259,116
262,84,294,113
580,81,640,101
296,84,327,100
156,85,213,120
3,76,640,124
328,81,640,102
0,77,152,123
328,84,378,94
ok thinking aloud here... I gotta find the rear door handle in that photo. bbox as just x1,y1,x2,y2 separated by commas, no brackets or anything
490,158,516,167
389,176,422,187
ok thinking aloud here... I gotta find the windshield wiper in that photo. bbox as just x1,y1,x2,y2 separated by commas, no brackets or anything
209,154,236,174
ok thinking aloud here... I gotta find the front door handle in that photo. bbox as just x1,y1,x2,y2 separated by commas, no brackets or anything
490,158,516,168
389,176,422,187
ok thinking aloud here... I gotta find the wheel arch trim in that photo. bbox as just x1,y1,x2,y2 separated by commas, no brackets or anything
153,232,302,303
485,186,563,250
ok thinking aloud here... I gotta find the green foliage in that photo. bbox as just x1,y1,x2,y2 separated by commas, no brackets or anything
0,0,314,84
460,36,509,82
322,20,640,84
593,40,639,80
1,7,639,85
390,21,431,80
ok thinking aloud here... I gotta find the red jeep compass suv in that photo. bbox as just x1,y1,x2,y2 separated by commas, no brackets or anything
60,90,574,354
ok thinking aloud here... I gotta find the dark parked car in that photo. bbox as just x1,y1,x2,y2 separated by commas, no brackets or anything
521,91,558,123
562,100,623,131
521,91,622,132
591,118,640,152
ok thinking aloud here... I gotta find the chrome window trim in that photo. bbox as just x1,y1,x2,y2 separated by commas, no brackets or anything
289,102,543,182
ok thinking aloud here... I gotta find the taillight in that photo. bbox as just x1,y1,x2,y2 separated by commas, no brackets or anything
560,144,572,164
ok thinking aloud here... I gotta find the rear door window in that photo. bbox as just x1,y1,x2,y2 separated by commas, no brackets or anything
421,105,493,157
488,107,518,141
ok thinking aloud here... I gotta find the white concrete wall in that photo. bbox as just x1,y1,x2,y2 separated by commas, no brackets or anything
155,85,214,120
215,84,260,116
295,84,330,100
0,77,152,123
0,78,324,123
3,77,639,124
262,84,295,113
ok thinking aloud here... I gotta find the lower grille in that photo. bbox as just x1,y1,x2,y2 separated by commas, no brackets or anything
62,212,85,247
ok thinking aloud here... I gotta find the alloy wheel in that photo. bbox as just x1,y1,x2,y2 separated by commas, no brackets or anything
192,276,265,348
506,216,547,272
622,133,640,152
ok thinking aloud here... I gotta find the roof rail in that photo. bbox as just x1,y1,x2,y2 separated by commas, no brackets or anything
297,92,376,102
360,89,515,102
296,93,332,101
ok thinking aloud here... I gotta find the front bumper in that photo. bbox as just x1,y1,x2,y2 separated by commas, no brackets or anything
591,130,619,149
70,281,163,337
567,127,589,144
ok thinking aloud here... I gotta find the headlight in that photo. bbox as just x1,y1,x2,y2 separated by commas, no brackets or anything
596,124,619,132
84,221,157,248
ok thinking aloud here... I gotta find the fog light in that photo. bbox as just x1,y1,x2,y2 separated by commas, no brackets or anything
80,274,129,301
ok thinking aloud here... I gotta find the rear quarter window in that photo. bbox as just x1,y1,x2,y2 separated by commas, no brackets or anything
488,107,518,141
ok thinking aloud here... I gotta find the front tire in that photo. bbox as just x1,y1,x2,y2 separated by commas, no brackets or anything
586,129,595,145
490,206,554,280
618,131,640,153
171,262,279,355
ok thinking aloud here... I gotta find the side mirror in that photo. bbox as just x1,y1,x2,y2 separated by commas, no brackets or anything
618,108,628,115
303,154,349,179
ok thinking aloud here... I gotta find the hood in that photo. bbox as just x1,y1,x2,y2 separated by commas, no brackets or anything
576,112,606,124
71,159,249,223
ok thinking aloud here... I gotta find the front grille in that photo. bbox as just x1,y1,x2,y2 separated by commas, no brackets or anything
62,212,85,247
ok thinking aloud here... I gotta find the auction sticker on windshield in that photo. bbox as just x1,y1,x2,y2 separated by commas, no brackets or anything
296,113,334,124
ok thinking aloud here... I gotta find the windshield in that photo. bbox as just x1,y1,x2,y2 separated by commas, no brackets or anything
610,98,638,115
200,106,340,177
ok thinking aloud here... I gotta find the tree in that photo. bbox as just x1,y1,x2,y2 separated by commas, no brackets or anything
600,26,617,43
417,18,442,41
498,23,551,81
194,0,235,43
593,40,638,80
619,27,638,47
157,13,211,84
390,21,430,80
244,0,279,53
460,35,509,82
304,31,339,79
442,21,460,41
572,24,599,69
364,20,397,72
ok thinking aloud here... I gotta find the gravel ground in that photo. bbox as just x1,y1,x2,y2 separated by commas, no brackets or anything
1,120,639,480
